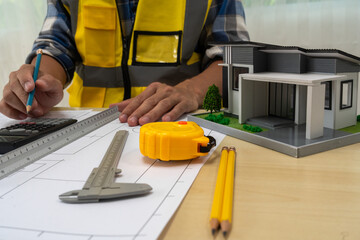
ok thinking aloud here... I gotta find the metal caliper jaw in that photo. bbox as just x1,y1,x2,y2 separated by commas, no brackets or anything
59,182,153,203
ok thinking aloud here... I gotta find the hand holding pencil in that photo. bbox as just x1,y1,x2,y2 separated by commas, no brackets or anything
0,49,66,120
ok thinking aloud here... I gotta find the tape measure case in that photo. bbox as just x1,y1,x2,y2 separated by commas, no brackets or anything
140,121,212,161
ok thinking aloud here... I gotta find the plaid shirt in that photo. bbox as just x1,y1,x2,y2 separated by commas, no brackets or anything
26,0,249,82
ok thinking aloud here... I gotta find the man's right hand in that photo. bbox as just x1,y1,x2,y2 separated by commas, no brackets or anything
0,55,67,119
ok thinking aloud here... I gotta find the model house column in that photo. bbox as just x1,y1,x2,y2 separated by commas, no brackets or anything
238,77,253,123
306,84,326,139
295,85,307,125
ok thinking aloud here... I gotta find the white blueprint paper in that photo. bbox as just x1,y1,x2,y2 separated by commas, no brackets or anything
0,110,224,240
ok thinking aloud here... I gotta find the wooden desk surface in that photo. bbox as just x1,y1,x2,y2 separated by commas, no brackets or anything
159,135,360,240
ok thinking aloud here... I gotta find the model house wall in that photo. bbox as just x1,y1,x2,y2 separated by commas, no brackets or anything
331,73,358,129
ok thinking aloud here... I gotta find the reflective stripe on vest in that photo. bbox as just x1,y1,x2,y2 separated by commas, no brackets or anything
61,0,212,107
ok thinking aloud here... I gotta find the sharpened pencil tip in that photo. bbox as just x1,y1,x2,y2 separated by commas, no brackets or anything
26,105,31,113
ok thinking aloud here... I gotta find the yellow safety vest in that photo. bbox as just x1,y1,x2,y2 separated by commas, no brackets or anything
60,0,212,107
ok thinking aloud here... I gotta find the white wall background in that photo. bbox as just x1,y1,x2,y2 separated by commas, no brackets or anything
0,0,359,109
0,0,69,107
242,0,360,113
243,0,360,56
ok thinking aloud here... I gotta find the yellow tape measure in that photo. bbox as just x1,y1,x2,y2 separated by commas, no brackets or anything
140,121,216,161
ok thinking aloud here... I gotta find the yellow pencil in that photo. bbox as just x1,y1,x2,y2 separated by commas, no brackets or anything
220,146,236,237
210,146,228,236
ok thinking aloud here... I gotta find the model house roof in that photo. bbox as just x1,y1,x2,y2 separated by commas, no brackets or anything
239,72,347,86
213,41,360,65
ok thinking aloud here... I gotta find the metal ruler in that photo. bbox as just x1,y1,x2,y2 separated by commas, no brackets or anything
59,130,152,203
0,107,120,180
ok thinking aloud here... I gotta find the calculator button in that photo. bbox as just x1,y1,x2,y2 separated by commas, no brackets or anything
1,128,31,136
0,129,10,134
9,128,26,132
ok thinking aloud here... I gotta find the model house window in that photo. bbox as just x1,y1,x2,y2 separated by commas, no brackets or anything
323,81,332,110
232,67,249,91
340,80,353,109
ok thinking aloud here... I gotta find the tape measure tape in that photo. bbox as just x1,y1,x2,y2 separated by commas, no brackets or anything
0,107,119,180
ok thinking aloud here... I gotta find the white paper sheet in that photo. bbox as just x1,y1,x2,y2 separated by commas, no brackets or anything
0,110,224,240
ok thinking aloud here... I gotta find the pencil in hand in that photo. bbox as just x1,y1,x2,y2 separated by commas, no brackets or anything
220,146,236,237
26,49,43,113
210,146,229,236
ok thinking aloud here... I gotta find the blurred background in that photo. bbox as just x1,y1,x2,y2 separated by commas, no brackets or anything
1,0,359,108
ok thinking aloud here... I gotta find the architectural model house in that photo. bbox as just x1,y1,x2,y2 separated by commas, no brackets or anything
189,41,360,157
220,41,360,139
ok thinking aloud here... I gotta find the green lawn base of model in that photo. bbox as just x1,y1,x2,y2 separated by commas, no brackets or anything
340,120,360,134
197,112,360,134
194,111,267,133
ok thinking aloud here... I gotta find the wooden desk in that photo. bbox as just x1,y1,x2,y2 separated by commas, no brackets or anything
159,135,360,240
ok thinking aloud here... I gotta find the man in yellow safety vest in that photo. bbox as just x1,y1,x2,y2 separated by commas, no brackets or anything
0,0,249,126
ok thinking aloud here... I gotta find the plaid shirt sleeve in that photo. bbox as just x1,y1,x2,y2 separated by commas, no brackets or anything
202,0,250,65
25,0,80,85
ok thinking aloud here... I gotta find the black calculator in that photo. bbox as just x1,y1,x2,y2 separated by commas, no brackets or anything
0,118,77,154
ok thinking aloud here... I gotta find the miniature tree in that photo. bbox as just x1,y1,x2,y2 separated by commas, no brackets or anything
203,84,221,114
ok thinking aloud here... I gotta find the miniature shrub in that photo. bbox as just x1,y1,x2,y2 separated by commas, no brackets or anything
243,124,250,131
205,113,230,125
243,124,262,133
357,115,360,122
219,117,230,125
205,114,216,122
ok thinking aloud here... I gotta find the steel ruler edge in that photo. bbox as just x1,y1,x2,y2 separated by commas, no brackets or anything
0,107,120,180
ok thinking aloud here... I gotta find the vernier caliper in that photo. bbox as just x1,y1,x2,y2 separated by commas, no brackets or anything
59,130,152,203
